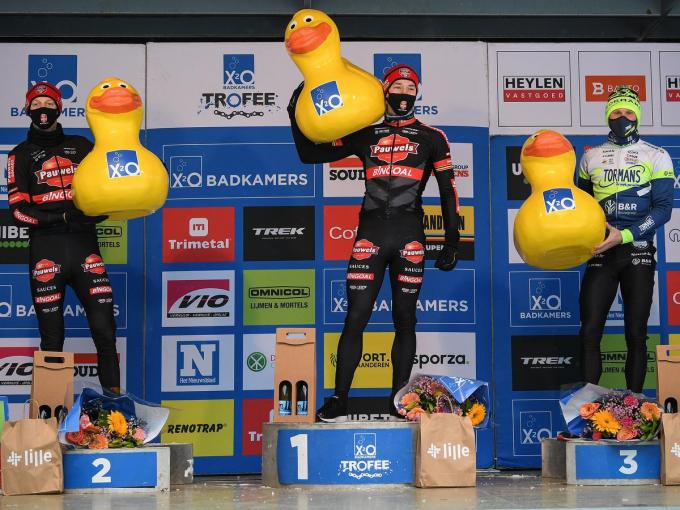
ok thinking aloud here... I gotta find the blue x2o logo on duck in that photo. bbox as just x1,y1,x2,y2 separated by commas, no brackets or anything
312,81,343,116
106,150,141,179
543,188,575,214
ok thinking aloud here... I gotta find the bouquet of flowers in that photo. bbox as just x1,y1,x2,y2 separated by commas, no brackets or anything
394,374,490,427
59,387,169,449
64,400,148,449
560,383,663,441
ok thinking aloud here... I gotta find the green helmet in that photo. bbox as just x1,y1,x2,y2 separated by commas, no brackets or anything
605,86,641,129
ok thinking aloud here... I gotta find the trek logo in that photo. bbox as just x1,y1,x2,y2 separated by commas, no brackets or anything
503,76,565,102
530,278,562,311
27,55,78,103
352,239,380,260
167,279,231,319
177,340,219,386
311,81,343,116
252,227,305,236
585,75,647,102
667,76,680,102
36,156,76,187
32,259,61,283
223,54,255,88
543,188,575,213
107,150,141,179
82,254,106,274
400,241,425,264
521,357,572,366
370,135,419,164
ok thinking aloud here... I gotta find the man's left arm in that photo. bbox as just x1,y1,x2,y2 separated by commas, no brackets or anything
431,130,460,270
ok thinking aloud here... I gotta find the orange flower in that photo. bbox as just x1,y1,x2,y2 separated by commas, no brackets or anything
107,410,128,437
406,407,426,421
579,403,601,419
400,392,420,406
592,410,621,435
640,402,661,421
65,431,88,446
616,427,638,441
467,403,487,427
89,434,109,449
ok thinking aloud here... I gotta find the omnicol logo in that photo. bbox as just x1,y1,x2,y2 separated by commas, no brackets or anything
243,269,314,326
503,76,566,102
163,207,234,263
162,271,234,327
585,75,647,102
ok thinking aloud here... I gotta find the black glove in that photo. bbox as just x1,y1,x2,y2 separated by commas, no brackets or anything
64,209,108,225
287,81,305,119
434,244,458,271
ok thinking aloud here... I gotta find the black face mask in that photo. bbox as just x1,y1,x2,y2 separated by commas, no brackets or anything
386,93,416,117
608,116,637,138
29,107,60,129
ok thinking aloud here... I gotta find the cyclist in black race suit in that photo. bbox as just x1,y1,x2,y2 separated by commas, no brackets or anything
577,86,674,393
289,66,460,421
8,82,121,393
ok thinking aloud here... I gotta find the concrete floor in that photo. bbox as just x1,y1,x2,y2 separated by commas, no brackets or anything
3,472,680,509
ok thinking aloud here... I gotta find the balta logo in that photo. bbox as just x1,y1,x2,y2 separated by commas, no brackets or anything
223,54,255,88
106,150,141,179
585,75,647,102
82,254,106,274
666,76,680,102
352,239,380,260
400,241,425,264
27,55,78,103
311,81,343,116
370,134,419,164
543,188,575,213
503,76,565,102
35,156,76,187
177,340,219,386
529,278,562,311
32,259,61,283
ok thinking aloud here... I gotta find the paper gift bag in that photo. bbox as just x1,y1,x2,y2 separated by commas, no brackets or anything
1,417,63,495
30,351,73,421
416,413,476,488
661,413,680,485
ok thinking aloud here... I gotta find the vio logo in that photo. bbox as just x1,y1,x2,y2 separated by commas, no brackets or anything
27,55,78,103
354,433,377,459
107,150,141,179
529,278,561,311
543,188,575,214
312,81,344,116
223,54,255,87
177,341,219,385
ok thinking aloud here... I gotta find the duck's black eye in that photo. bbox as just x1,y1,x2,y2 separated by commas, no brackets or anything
101,84,110,89
304,16,313,22
290,22,297,30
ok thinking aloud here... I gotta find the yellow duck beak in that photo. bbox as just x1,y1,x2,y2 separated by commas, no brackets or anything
522,130,573,158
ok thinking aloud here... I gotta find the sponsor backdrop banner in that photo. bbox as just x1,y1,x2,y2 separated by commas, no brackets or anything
146,41,492,474
0,45,146,410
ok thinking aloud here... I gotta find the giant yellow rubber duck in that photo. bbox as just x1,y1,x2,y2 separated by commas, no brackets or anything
72,77,168,220
285,9,385,143
513,130,605,270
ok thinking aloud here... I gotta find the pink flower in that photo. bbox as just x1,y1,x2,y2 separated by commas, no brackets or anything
80,414,100,433
132,428,146,442
621,416,634,428
580,403,600,419
400,392,420,406
623,395,639,408
592,431,603,441
406,407,426,421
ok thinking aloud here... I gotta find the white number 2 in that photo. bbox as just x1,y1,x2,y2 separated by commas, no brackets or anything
92,458,112,484
619,450,638,475
290,434,309,480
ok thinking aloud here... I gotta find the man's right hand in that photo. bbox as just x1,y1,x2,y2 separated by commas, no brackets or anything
287,82,304,119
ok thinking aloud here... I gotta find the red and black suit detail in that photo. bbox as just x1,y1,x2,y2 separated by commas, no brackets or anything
7,125,119,389
291,115,460,399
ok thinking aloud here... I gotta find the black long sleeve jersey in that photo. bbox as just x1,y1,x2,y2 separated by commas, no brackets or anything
291,116,461,246
7,125,94,235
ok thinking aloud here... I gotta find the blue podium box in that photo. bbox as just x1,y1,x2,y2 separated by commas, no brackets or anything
566,440,660,485
262,422,418,487
63,447,170,493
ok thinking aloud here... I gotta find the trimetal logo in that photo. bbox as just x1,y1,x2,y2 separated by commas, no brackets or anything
223,54,255,88
667,76,680,102
189,218,208,237
503,76,566,102
529,278,561,311
311,81,343,116
27,55,77,103
177,340,219,386
543,188,575,213
106,150,141,179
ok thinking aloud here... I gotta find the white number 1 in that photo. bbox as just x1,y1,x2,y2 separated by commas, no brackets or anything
619,450,638,475
290,434,309,480
92,458,112,484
